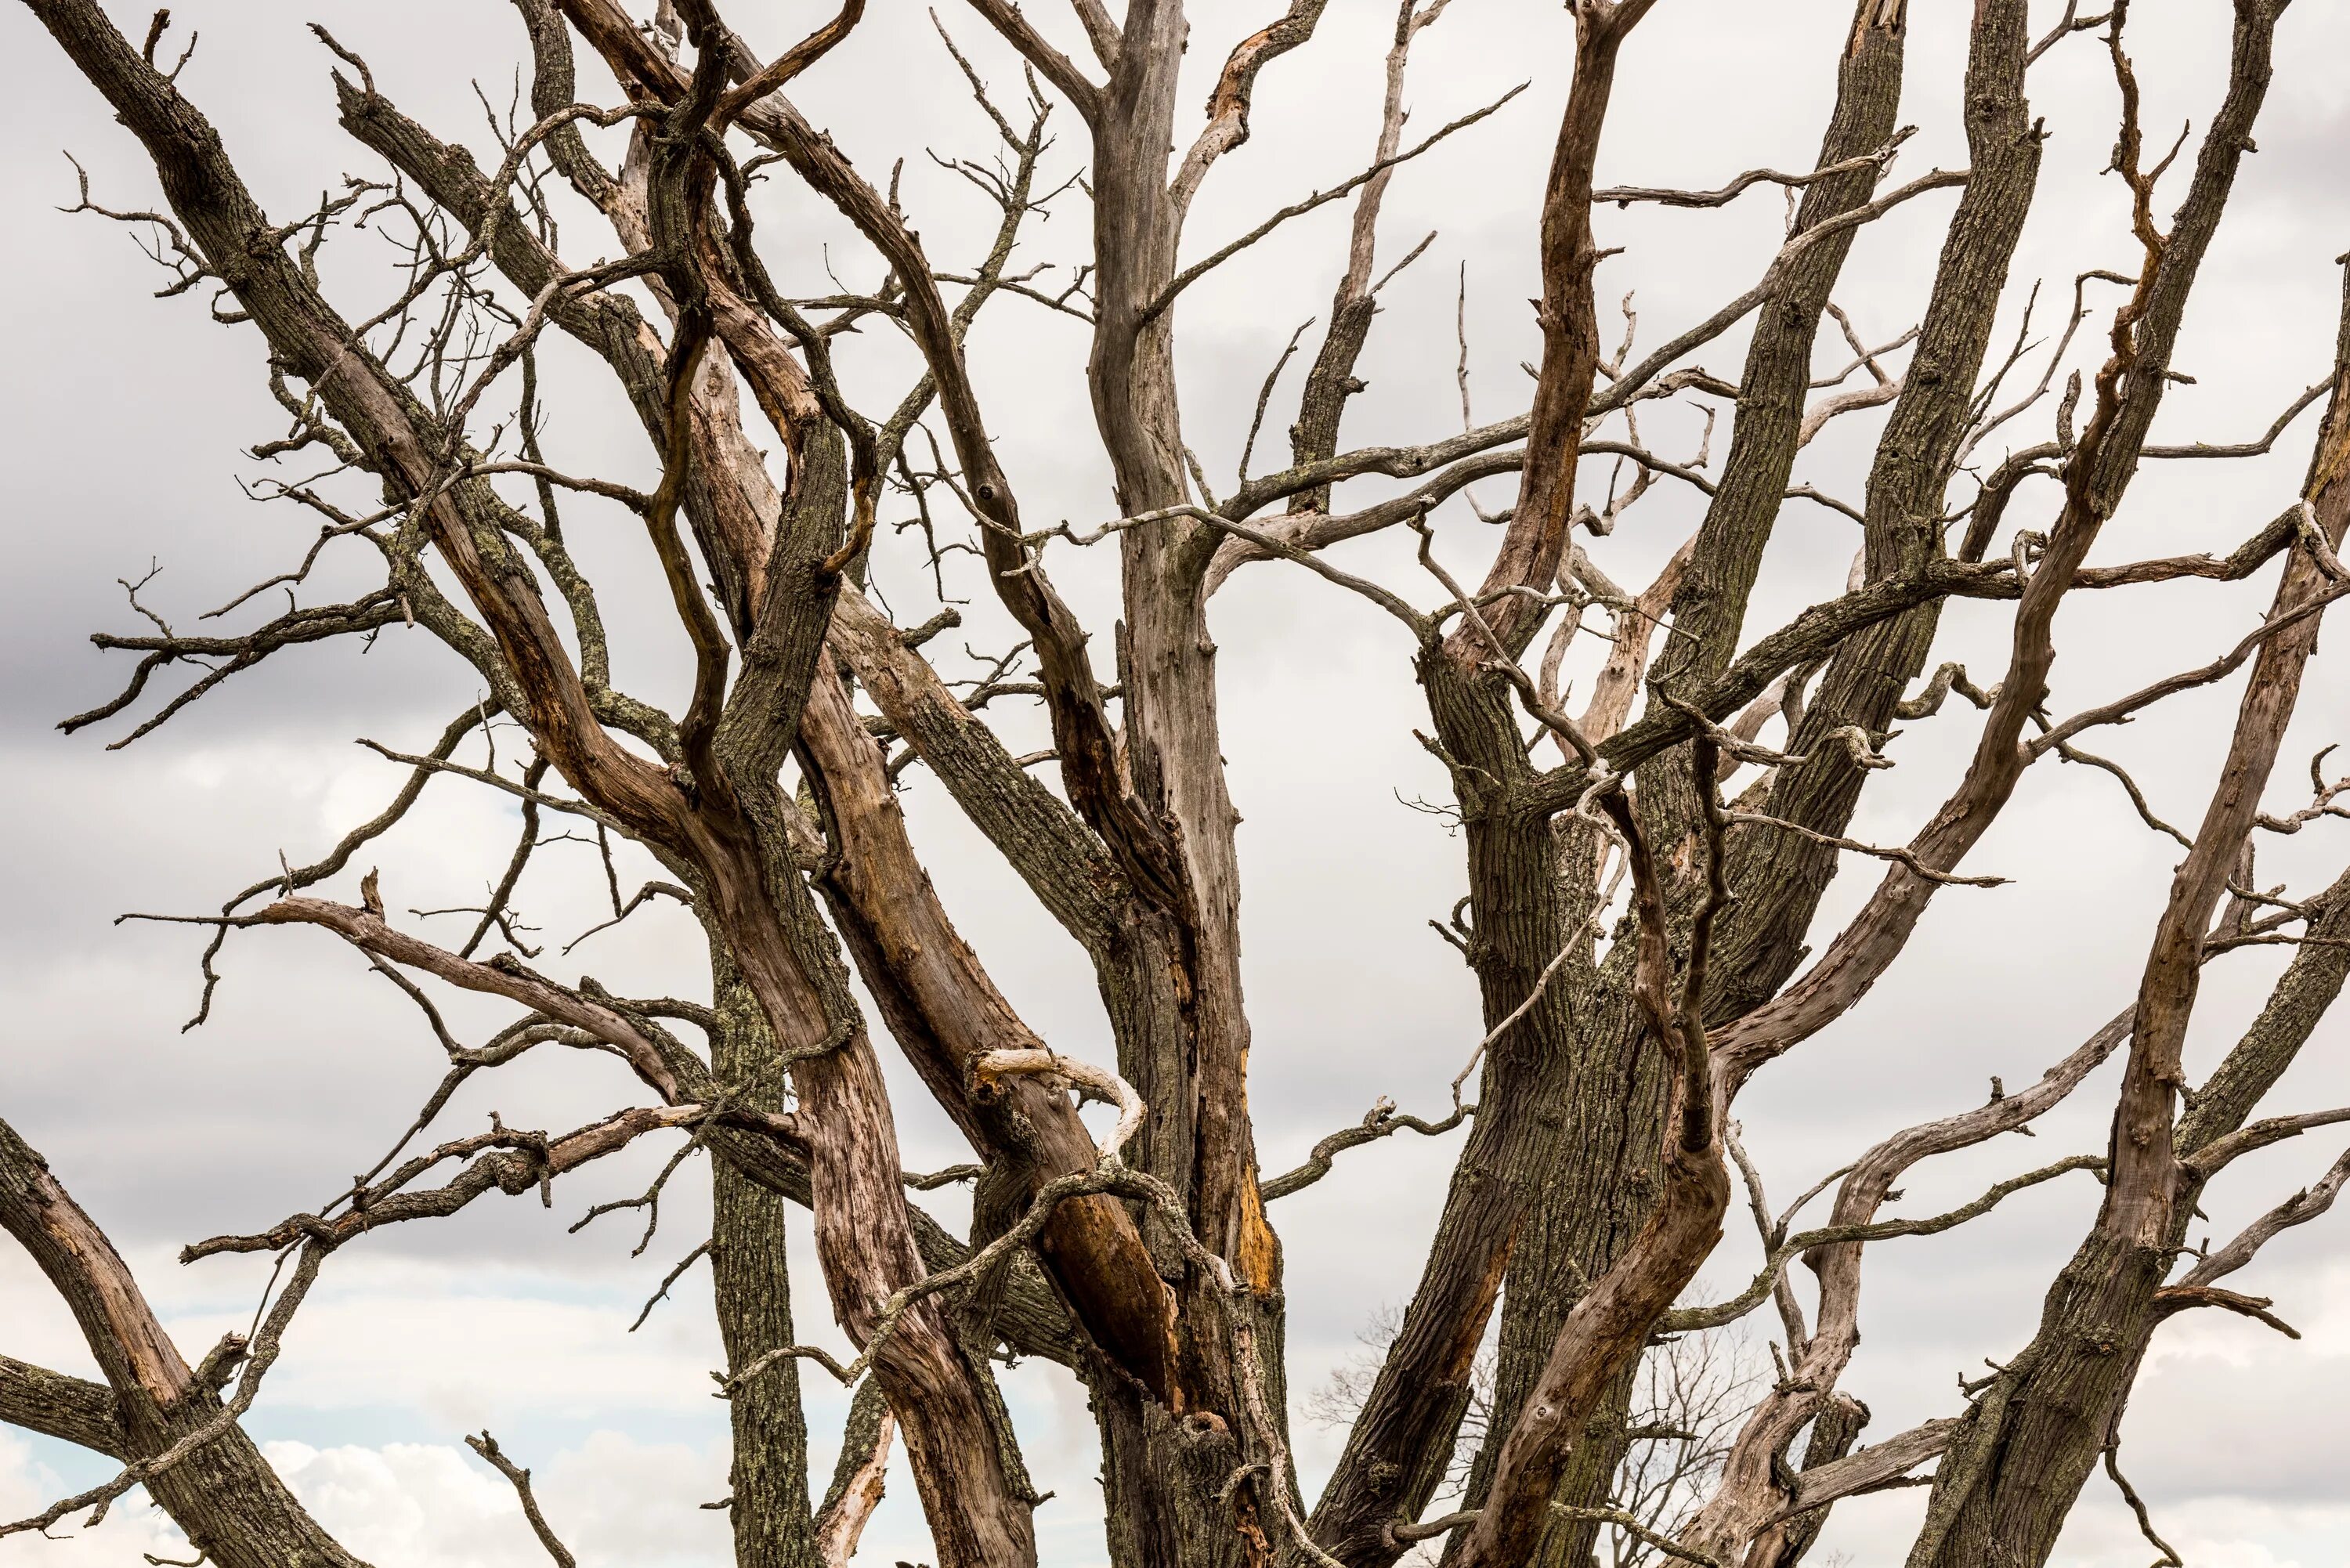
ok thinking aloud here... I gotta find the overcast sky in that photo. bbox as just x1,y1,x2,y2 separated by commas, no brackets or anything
6,2,2350,1565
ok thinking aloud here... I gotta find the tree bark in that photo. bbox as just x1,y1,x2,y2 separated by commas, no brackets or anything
1439,11,1911,1565
1,1117,372,1568
710,963,822,1568
1308,9,1661,1554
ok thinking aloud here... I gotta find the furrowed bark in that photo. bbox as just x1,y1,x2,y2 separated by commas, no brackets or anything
25,2,2350,1566
827,590,1128,952
1711,0,2291,1089
0,1116,371,1568
692,799,1039,1568
695,470,1041,1568
1308,663,1609,1568
1448,775,1731,1568
1708,0,2038,1024
710,963,822,1568
1533,9,2043,1546
0,1355,125,1459
1890,869,2350,1568
1448,9,1910,1563
1303,11,1664,1563
1638,3,1907,717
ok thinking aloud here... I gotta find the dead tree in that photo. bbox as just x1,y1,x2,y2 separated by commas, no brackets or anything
8,1,2350,1566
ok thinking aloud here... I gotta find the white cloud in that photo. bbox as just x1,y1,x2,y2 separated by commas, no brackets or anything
265,1433,733,1568
0,1433,189,1568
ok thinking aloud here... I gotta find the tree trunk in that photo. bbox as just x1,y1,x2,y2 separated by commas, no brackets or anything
710,965,822,1568
1446,13,1910,1565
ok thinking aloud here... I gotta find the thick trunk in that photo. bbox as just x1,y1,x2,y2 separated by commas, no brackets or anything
1091,0,1280,1309
1310,9,1661,1557
1437,13,1910,1565
1450,782,1733,1568
1078,7,1289,1563
832,590,1272,1566
1450,1146,1730,1568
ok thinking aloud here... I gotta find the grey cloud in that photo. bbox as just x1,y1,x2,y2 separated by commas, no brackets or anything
9,2,2350,1563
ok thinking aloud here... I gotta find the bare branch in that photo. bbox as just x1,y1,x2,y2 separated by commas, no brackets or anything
465,1433,579,1568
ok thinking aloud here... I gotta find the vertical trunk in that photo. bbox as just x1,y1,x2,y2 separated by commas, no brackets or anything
712,1159,822,1568
1441,13,1909,1565
1083,6,1286,1563
801,647,1222,1568
710,964,822,1568
1091,0,1279,1317
1448,775,1734,1568
1309,9,1659,1559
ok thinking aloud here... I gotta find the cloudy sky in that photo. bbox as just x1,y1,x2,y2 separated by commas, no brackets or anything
6,1,2350,1564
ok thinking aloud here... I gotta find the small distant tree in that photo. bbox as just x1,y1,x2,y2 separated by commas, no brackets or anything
1312,1306,1760,1566
7,2,2350,1567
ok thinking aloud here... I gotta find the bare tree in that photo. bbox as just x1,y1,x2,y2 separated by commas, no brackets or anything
7,2,2350,1566
1312,1306,1759,1567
